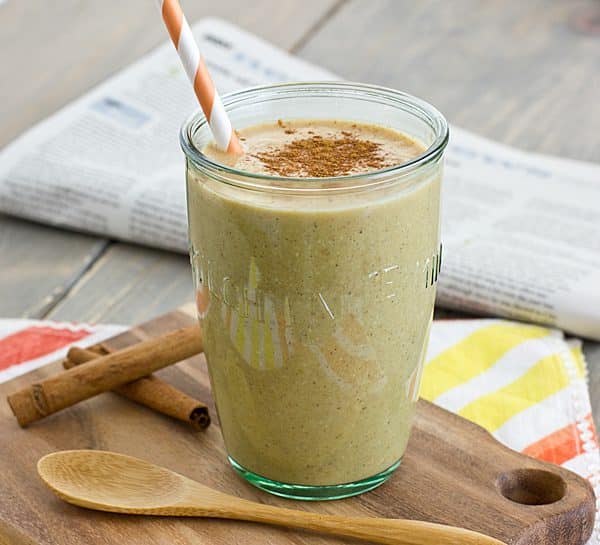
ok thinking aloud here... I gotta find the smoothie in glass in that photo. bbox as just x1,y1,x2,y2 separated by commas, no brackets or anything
181,83,448,500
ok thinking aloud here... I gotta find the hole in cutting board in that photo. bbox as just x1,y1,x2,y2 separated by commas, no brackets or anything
496,469,566,505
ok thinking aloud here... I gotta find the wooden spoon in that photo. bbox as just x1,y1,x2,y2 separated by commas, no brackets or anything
38,450,505,545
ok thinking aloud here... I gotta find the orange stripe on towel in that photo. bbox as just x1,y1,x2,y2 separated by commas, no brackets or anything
523,414,597,465
0,326,91,370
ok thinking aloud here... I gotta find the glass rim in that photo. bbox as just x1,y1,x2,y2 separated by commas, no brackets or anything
180,81,449,189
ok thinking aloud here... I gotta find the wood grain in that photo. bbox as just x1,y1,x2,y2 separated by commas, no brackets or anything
0,309,594,545
45,243,193,323
0,214,107,318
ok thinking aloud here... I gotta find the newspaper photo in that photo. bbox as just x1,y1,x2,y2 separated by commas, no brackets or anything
0,18,599,339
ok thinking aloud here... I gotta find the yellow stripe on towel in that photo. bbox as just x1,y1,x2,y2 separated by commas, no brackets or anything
570,345,586,378
458,352,575,432
420,323,549,401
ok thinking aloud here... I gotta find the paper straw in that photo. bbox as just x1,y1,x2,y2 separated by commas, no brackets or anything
156,0,243,154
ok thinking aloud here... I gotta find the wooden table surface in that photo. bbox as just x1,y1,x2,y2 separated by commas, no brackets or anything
1,0,599,422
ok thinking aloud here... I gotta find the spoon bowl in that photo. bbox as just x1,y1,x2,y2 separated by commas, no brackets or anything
38,449,506,545
38,450,188,511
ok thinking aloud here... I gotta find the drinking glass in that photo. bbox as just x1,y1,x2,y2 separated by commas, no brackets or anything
180,82,448,500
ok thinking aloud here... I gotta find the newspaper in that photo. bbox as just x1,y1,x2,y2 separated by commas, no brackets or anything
1,18,599,340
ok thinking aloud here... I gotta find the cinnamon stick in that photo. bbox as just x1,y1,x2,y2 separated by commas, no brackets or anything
7,326,203,427
63,347,210,431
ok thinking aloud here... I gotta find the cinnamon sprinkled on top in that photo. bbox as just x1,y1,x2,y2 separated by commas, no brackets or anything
202,119,426,178
252,134,390,177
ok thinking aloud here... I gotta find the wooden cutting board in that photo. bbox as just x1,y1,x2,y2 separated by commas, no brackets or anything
0,306,594,545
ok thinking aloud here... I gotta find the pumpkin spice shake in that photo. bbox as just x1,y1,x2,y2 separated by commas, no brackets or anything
182,83,448,500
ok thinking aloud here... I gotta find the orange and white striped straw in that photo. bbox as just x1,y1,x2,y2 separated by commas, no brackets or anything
156,0,243,154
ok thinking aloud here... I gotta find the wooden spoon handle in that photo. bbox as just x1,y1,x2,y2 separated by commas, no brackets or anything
196,499,506,545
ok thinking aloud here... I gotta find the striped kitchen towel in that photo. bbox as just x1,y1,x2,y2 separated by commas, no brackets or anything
422,319,600,544
1,317,598,541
